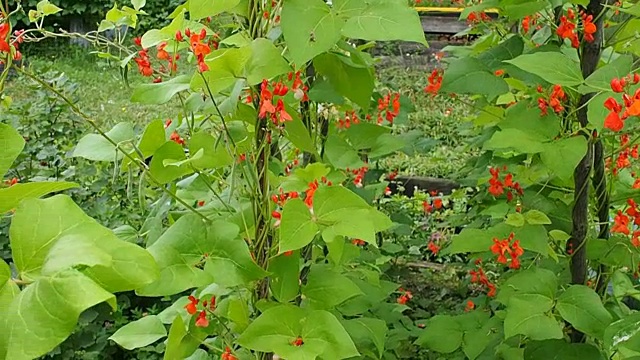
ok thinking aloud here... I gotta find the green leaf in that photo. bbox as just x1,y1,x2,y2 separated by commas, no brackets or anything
0,182,78,214
283,106,318,155
269,252,300,303
505,52,584,86
149,141,193,184
138,215,266,295
342,317,387,358
556,285,612,339
73,122,135,162
524,340,603,360
497,267,558,306
11,195,158,291
339,0,426,45
313,53,374,110
463,315,503,360
302,265,363,308
324,134,366,170
475,35,524,71
131,0,146,10
344,123,390,150
109,315,167,350
1,270,116,360
314,186,370,221
445,224,549,257
441,58,509,100
281,0,344,65
525,210,552,225
604,312,640,352
504,294,564,340
163,315,207,360
612,270,640,302
613,19,640,58
188,0,240,20
503,1,548,20
415,315,463,353
132,75,191,105
245,38,291,85
41,236,112,276
484,128,546,154
540,137,588,181
188,132,233,170
0,123,25,178
499,100,561,140
505,213,525,227
584,55,633,92
190,48,252,93
37,0,62,16
238,305,359,359
279,198,319,253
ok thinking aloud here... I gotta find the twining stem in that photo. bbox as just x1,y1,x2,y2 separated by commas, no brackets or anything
568,0,605,343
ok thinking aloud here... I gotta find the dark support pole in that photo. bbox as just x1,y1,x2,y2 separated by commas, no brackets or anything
568,0,605,343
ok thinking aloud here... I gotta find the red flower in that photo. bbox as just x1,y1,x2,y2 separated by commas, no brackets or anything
612,211,630,235
0,23,11,53
490,238,510,264
195,310,209,327
611,78,625,93
283,250,294,256
494,69,504,76
425,69,443,95
222,347,237,360
583,15,596,42
522,16,531,33
185,295,198,315
433,198,443,209
604,111,624,132
423,201,433,213
134,50,153,77
170,131,185,146
275,99,293,123
632,231,640,248
465,300,475,312
133,36,142,47
352,239,366,246
156,42,170,60
197,200,205,207
292,336,304,347
427,241,440,255
397,290,413,305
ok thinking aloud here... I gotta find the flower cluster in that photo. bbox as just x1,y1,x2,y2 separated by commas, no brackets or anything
271,189,300,226
469,260,496,297
258,79,294,125
397,288,413,305
606,134,639,175
490,232,524,269
289,71,309,102
348,166,368,188
170,131,185,146
352,239,366,246
465,300,475,312
0,23,23,60
612,201,640,247
487,166,523,201
133,47,153,77
556,8,597,48
603,74,640,132
537,84,567,116
291,336,304,347
3,177,18,187
335,110,361,130
422,191,444,213
521,14,540,33
424,69,443,96
466,11,491,25
221,347,237,360
185,28,213,72
184,295,216,328
376,92,401,125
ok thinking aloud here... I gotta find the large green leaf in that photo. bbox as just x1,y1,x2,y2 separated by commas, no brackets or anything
440,58,509,100
0,259,19,325
613,19,640,58
556,285,612,339
415,315,463,353
444,223,549,257
0,182,78,213
122,119,166,171
188,132,233,170
505,52,583,86
342,317,387,358
132,75,192,105
524,340,603,360
604,312,640,352
10,195,158,291
497,268,558,304
476,36,524,71
188,0,240,20
281,0,344,65
238,305,359,359
540,137,588,181
338,0,426,45
0,123,25,178
283,105,318,155
1,270,116,360
279,198,319,253
138,215,265,296
484,128,546,154
190,47,252,93
313,53,374,110
324,134,366,170
499,100,561,140
149,141,193,184
269,252,301,303
302,265,363,309
109,315,167,350
245,38,291,85
73,122,135,162
504,294,564,341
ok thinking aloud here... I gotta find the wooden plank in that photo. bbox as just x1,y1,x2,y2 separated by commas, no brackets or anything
414,6,499,14
421,16,468,34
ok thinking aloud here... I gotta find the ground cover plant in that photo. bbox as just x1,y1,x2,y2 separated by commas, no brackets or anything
3,0,640,360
